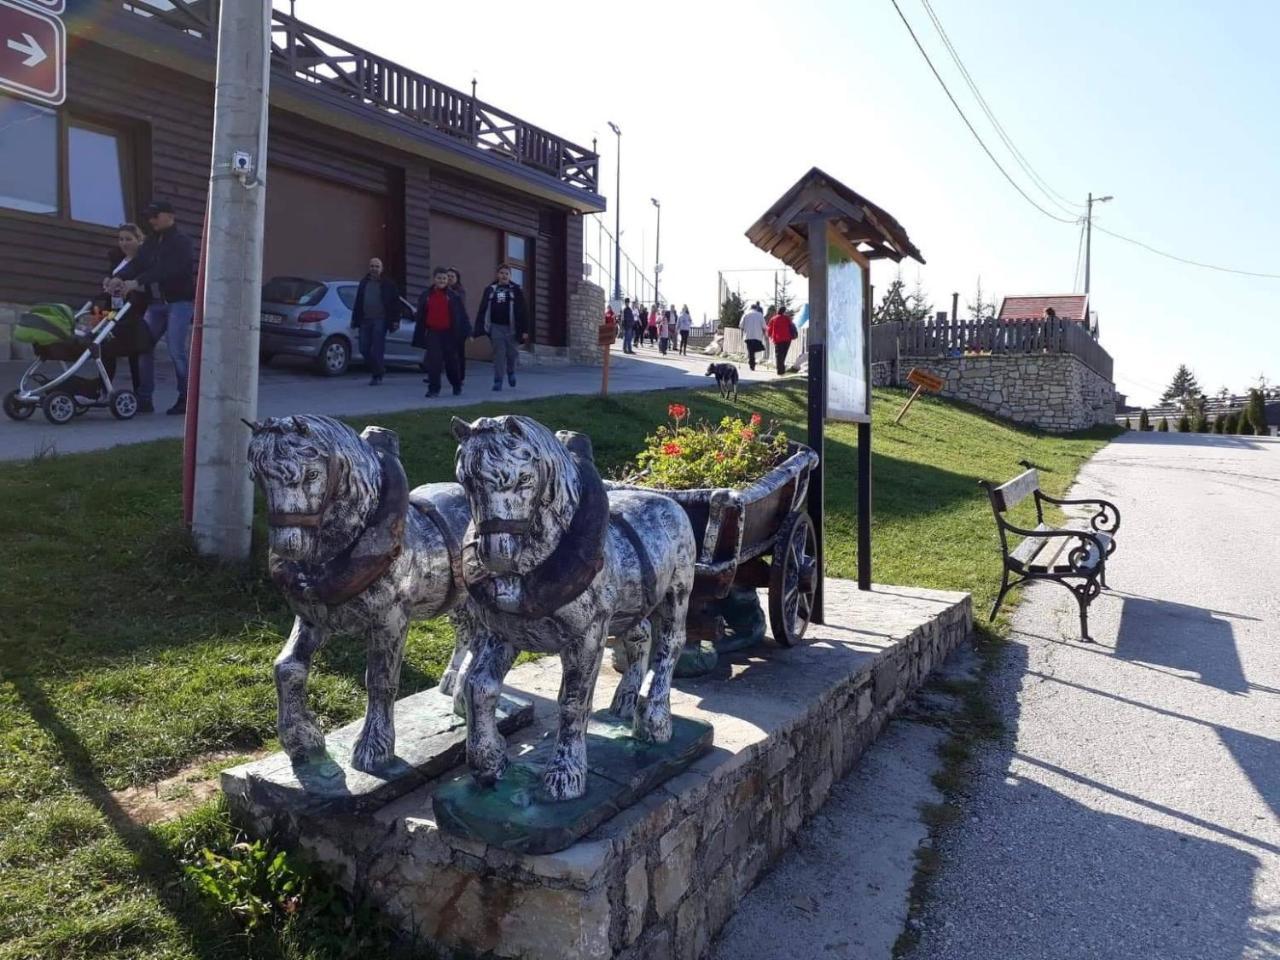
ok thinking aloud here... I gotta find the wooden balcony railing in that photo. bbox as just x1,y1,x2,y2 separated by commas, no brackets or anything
112,1,600,194
887,317,1114,380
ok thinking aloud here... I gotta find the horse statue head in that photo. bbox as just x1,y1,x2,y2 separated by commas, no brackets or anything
450,415,581,578
246,415,382,563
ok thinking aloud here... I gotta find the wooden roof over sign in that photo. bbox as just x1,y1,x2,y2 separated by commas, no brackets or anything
745,167,925,276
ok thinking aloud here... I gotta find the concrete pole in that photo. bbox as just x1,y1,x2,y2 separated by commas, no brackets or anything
1084,192,1093,295
192,0,271,561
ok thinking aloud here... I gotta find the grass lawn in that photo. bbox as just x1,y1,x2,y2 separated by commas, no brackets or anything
0,380,1116,959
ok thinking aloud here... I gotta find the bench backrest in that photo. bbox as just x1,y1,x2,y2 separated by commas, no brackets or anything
983,468,1039,513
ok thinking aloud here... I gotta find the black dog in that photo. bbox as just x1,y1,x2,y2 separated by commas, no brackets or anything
705,362,739,402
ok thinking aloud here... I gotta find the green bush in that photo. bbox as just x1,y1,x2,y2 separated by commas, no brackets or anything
1177,413,1192,432
1138,409,1151,431
1193,412,1210,432
1212,416,1226,434
1246,388,1268,434
1223,411,1238,433
1157,417,1169,432
1239,418,1255,436
1123,417,1132,430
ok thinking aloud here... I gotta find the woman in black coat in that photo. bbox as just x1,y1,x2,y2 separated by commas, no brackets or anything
101,223,154,398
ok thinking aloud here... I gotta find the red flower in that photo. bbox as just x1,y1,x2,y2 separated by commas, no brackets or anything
662,442,682,456
668,403,688,421
715,451,726,461
740,428,755,441
750,413,763,427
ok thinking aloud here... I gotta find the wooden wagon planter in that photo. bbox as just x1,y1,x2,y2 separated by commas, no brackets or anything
613,442,821,647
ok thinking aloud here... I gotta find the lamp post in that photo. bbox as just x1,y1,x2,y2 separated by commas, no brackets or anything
651,197,661,308
1084,192,1112,295
608,121,622,303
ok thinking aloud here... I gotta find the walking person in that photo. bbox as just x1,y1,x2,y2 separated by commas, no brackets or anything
767,306,797,375
101,223,153,403
351,257,401,385
657,308,671,355
474,263,528,392
677,304,692,356
122,200,195,415
646,305,658,346
448,267,468,384
740,301,767,371
621,297,636,354
414,267,468,397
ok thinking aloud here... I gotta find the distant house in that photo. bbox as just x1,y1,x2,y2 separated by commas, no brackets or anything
997,294,1098,339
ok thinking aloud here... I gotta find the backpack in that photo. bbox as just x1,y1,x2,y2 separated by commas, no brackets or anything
788,318,798,339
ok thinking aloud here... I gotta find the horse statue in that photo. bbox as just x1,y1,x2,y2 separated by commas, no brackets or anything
246,415,475,773
451,415,697,801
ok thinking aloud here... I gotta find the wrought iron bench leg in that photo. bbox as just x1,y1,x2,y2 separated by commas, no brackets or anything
1073,577,1101,642
989,569,1011,621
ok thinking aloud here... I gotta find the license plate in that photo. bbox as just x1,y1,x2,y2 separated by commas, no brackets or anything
261,313,284,325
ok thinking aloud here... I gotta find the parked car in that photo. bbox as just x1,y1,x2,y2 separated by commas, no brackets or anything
259,277,417,376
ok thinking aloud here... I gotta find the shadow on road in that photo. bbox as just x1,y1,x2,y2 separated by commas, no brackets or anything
1115,594,1250,694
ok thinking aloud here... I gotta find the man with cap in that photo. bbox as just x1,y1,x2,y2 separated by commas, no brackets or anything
123,200,196,415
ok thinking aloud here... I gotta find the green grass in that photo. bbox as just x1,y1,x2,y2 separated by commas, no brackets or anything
0,381,1116,959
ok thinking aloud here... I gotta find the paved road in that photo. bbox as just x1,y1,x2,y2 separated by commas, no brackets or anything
0,346,775,461
907,432,1280,960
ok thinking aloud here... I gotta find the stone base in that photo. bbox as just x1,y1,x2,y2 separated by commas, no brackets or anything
222,579,971,959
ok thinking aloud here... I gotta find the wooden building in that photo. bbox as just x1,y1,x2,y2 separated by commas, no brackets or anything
0,0,603,357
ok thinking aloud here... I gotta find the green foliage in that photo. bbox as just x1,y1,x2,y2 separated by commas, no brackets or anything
1238,417,1255,436
185,840,302,930
874,268,932,325
1212,416,1226,434
719,290,745,328
629,404,788,490
1161,364,1202,403
1123,417,1132,430
1246,388,1268,434
1157,417,1169,432
1176,413,1191,432
1222,411,1238,433
1193,412,1210,433
1138,409,1151,431
965,276,997,321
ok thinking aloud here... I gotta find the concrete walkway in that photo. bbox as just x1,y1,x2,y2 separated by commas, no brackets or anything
0,347,776,462
906,432,1280,960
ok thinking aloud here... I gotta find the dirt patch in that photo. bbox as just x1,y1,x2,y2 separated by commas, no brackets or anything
113,750,267,825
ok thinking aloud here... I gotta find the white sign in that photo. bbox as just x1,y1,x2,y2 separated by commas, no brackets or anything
826,245,867,421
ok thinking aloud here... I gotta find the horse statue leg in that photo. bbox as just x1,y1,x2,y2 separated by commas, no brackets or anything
634,583,690,744
608,617,652,723
274,616,331,762
546,622,608,800
352,605,409,772
439,601,478,716
463,628,518,786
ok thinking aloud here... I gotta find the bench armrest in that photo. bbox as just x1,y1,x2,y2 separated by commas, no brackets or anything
1034,492,1121,537
999,521,1108,574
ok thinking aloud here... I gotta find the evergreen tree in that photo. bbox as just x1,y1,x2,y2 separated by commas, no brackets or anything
908,273,933,323
1157,417,1169,432
1161,364,1202,403
1245,388,1268,434
1123,417,1132,430
966,277,997,321
769,272,796,317
719,290,746,329
1193,411,1210,433
1138,409,1151,431
873,268,913,325
1212,416,1225,434
1238,417,1255,436
1223,411,1238,433
1177,413,1192,432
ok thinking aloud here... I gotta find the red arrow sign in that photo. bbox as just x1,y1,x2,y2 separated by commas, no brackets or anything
0,0,64,106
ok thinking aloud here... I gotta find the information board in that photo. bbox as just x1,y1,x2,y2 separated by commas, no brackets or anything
825,243,868,422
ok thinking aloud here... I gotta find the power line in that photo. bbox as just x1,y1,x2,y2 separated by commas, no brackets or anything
918,0,1085,216
888,0,1077,225
1091,223,1280,280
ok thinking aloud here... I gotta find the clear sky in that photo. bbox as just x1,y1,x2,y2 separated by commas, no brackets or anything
280,0,1279,405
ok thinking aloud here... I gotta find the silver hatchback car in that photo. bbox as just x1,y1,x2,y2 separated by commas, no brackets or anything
259,277,418,376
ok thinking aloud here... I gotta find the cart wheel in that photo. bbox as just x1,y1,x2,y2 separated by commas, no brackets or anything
109,389,138,420
41,391,77,425
768,511,818,647
4,390,35,421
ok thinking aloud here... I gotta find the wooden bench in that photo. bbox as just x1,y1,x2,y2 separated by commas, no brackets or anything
980,468,1120,640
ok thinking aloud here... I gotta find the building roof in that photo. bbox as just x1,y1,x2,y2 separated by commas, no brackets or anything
745,167,924,276
998,294,1089,321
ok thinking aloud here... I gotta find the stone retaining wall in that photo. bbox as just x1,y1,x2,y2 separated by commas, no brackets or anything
567,280,608,364
224,580,971,959
900,354,1115,432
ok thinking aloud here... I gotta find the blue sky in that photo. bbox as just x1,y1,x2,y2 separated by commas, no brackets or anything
284,0,1279,405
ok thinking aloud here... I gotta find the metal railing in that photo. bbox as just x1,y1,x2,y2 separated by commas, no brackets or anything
889,317,1113,380
112,1,600,193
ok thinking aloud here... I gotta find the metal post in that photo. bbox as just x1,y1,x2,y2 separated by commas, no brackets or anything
608,121,621,303
191,0,270,560
1085,192,1092,295
857,421,872,590
807,341,825,625
951,291,959,323
651,197,661,308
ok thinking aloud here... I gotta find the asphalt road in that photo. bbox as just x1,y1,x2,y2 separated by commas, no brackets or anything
906,431,1280,960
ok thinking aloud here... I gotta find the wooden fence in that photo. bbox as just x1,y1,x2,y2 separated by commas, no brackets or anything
886,318,1113,380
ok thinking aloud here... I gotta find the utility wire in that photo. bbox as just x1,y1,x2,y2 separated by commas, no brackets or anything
1091,223,1280,280
918,0,1085,216
888,0,1077,224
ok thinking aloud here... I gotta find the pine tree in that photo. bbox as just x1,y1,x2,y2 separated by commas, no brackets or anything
1238,417,1255,436
1177,413,1192,432
1138,409,1151,431
1157,417,1169,432
1123,417,1132,430
1212,416,1225,434
1245,388,1268,434
908,273,933,323
719,291,746,329
873,268,913,325
1161,364,1202,403
1223,411,1238,433
966,277,997,321
1193,411,1210,433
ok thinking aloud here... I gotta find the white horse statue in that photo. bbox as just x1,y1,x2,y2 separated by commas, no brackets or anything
246,415,474,772
451,415,697,801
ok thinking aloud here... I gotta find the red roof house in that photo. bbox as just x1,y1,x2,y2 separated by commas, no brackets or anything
997,294,1089,322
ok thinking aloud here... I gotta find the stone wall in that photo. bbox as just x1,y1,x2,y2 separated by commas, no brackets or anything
567,280,608,364
900,354,1115,432
871,359,896,387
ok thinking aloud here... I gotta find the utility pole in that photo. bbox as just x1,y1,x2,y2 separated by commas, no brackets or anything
651,197,661,308
1084,191,1113,295
950,291,959,322
192,0,270,561
608,121,621,303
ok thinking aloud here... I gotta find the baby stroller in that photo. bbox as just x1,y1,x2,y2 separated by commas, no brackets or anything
3,301,140,424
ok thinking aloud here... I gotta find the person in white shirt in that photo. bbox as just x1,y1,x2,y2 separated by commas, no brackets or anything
677,305,693,355
739,302,768,370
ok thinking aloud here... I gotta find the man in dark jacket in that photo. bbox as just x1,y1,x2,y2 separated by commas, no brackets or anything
351,257,401,385
414,267,469,397
124,200,195,415
473,264,528,391
621,297,635,354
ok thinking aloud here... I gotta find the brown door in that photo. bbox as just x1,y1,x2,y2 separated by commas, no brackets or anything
429,212,501,360
263,166,387,281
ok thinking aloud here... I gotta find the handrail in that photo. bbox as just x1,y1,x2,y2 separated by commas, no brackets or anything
109,1,600,194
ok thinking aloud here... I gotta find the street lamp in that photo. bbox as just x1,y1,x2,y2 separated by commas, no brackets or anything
1084,193,1113,295
608,121,621,303
651,197,661,309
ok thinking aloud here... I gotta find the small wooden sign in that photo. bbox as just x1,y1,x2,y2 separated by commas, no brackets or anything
895,367,945,424
597,322,618,347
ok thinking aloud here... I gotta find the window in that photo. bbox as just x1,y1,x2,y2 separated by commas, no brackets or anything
505,234,527,263
0,94,135,227
504,232,531,288
0,98,58,215
336,285,358,309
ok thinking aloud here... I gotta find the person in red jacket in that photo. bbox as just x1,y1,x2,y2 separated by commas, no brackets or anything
766,308,797,374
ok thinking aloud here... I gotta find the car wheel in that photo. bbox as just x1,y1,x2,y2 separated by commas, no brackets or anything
109,390,138,420
317,336,351,377
4,390,35,420
41,391,77,425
